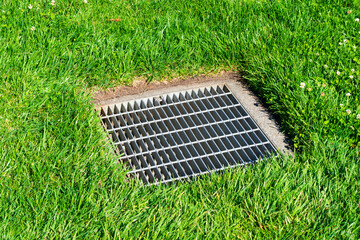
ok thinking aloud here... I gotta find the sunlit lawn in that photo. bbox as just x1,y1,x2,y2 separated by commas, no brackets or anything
0,0,359,238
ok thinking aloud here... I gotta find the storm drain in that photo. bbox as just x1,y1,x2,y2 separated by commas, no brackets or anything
100,84,277,185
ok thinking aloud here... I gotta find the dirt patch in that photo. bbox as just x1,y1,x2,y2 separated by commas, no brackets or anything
92,71,240,105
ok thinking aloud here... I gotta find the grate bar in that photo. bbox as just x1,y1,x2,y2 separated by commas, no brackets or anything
101,92,234,119
103,103,245,131
109,113,251,145
120,128,262,159
128,141,270,174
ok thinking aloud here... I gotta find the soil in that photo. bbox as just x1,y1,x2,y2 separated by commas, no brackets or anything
91,71,241,105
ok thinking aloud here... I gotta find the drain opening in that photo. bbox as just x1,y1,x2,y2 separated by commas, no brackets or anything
100,84,277,185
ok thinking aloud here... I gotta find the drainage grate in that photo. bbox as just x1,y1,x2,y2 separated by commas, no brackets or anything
100,84,277,185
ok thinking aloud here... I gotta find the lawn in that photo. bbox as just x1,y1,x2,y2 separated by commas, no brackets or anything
1,0,360,238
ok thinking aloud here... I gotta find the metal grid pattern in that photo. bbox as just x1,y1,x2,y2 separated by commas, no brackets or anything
100,85,276,185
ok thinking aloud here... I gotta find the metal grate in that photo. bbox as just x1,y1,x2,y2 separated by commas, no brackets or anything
100,84,277,185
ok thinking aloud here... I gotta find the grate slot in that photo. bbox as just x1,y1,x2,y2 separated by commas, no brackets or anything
100,84,277,185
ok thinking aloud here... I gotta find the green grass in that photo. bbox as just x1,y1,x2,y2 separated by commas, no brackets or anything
1,0,360,238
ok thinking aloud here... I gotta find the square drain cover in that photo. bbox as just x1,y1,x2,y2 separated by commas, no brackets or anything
100,84,277,185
